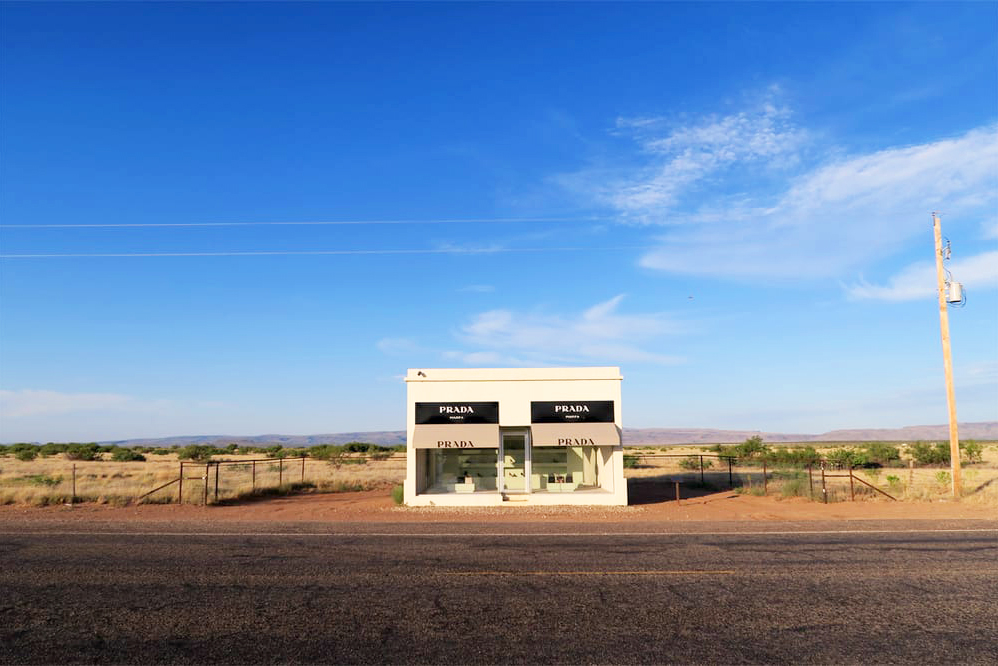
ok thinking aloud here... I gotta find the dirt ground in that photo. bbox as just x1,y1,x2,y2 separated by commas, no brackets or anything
1,484,995,526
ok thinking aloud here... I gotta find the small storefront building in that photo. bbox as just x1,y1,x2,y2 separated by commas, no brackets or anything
403,367,626,506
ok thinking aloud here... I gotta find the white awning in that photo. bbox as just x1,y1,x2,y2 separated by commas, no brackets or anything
531,423,621,447
410,424,501,449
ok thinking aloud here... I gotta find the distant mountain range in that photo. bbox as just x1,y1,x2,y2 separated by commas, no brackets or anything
91,422,998,448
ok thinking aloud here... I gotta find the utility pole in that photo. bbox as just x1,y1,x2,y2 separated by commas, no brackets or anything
932,212,961,497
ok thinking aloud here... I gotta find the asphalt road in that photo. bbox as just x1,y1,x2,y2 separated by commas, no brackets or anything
2,522,997,665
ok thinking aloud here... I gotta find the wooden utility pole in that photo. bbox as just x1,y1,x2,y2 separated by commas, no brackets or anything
932,212,961,497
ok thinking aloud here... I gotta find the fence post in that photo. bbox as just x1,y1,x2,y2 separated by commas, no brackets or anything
214,462,220,503
699,455,704,484
301,456,305,482
763,459,767,496
808,465,814,499
821,463,827,504
204,463,209,505
71,464,76,505
279,458,284,487
675,480,681,504
728,457,733,487
849,466,855,501
252,460,256,491
178,462,184,504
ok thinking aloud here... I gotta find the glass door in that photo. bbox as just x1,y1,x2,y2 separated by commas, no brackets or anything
500,430,530,493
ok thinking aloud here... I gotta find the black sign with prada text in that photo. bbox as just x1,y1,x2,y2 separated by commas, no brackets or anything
415,402,499,425
531,400,614,423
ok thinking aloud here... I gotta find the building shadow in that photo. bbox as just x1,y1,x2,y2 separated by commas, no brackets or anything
627,474,736,506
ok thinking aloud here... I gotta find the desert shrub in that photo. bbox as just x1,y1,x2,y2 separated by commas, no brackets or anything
961,440,984,464
111,448,146,462
779,471,809,498
24,474,62,486
177,445,218,462
909,441,949,465
826,448,868,469
151,448,171,455
767,446,821,467
369,451,391,461
679,455,712,470
886,475,902,490
935,470,952,486
392,484,404,504
862,442,901,466
309,445,345,461
64,443,102,461
15,449,38,461
623,454,639,469
723,436,769,460
39,443,69,457
345,442,378,453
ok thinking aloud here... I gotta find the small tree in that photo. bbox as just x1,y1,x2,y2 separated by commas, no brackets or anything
177,445,216,462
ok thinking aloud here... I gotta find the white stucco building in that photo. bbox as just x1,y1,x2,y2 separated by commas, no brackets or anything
403,367,627,506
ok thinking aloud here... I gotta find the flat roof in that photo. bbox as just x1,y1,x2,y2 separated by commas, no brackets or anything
405,367,622,382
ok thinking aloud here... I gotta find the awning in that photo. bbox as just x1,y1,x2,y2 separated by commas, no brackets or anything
531,423,621,447
411,424,500,449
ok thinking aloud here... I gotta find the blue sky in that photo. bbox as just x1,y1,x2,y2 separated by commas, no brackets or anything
1,2,995,442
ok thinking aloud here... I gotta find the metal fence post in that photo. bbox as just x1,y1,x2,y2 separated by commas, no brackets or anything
675,480,681,504
204,463,209,505
699,455,704,484
178,462,184,504
279,458,284,487
301,456,305,482
808,465,814,499
728,457,733,487
821,463,827,504
214,462,220,503
72,464,76,505
763,459,767,496
252,460,256,491
849,466,855,501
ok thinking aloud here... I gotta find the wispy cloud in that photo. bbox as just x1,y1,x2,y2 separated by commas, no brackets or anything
566,88,998,281
446,294,686,366
0,389,150,418
847,250,998,301
637,124,998,279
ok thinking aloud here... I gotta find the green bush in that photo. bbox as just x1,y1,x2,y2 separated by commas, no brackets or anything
111,448,146,462
391,484,404,505
826,448,868,469
623,454,639,469
65,443,102,461
679,455,712,470
151,448,171,455
766,446,821,467
909,441,949,465
15,449,38,461
719,436,770,460
177,445,218,462
961,440,984,463
862,442,901,465
39,443,69,457
309,445,345,460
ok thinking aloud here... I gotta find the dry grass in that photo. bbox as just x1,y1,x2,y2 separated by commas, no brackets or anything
622,443,998,505
3,443,996,506
0,452,406,506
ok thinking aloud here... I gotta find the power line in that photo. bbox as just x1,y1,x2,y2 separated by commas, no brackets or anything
0,216,609,229
0,245,646,259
